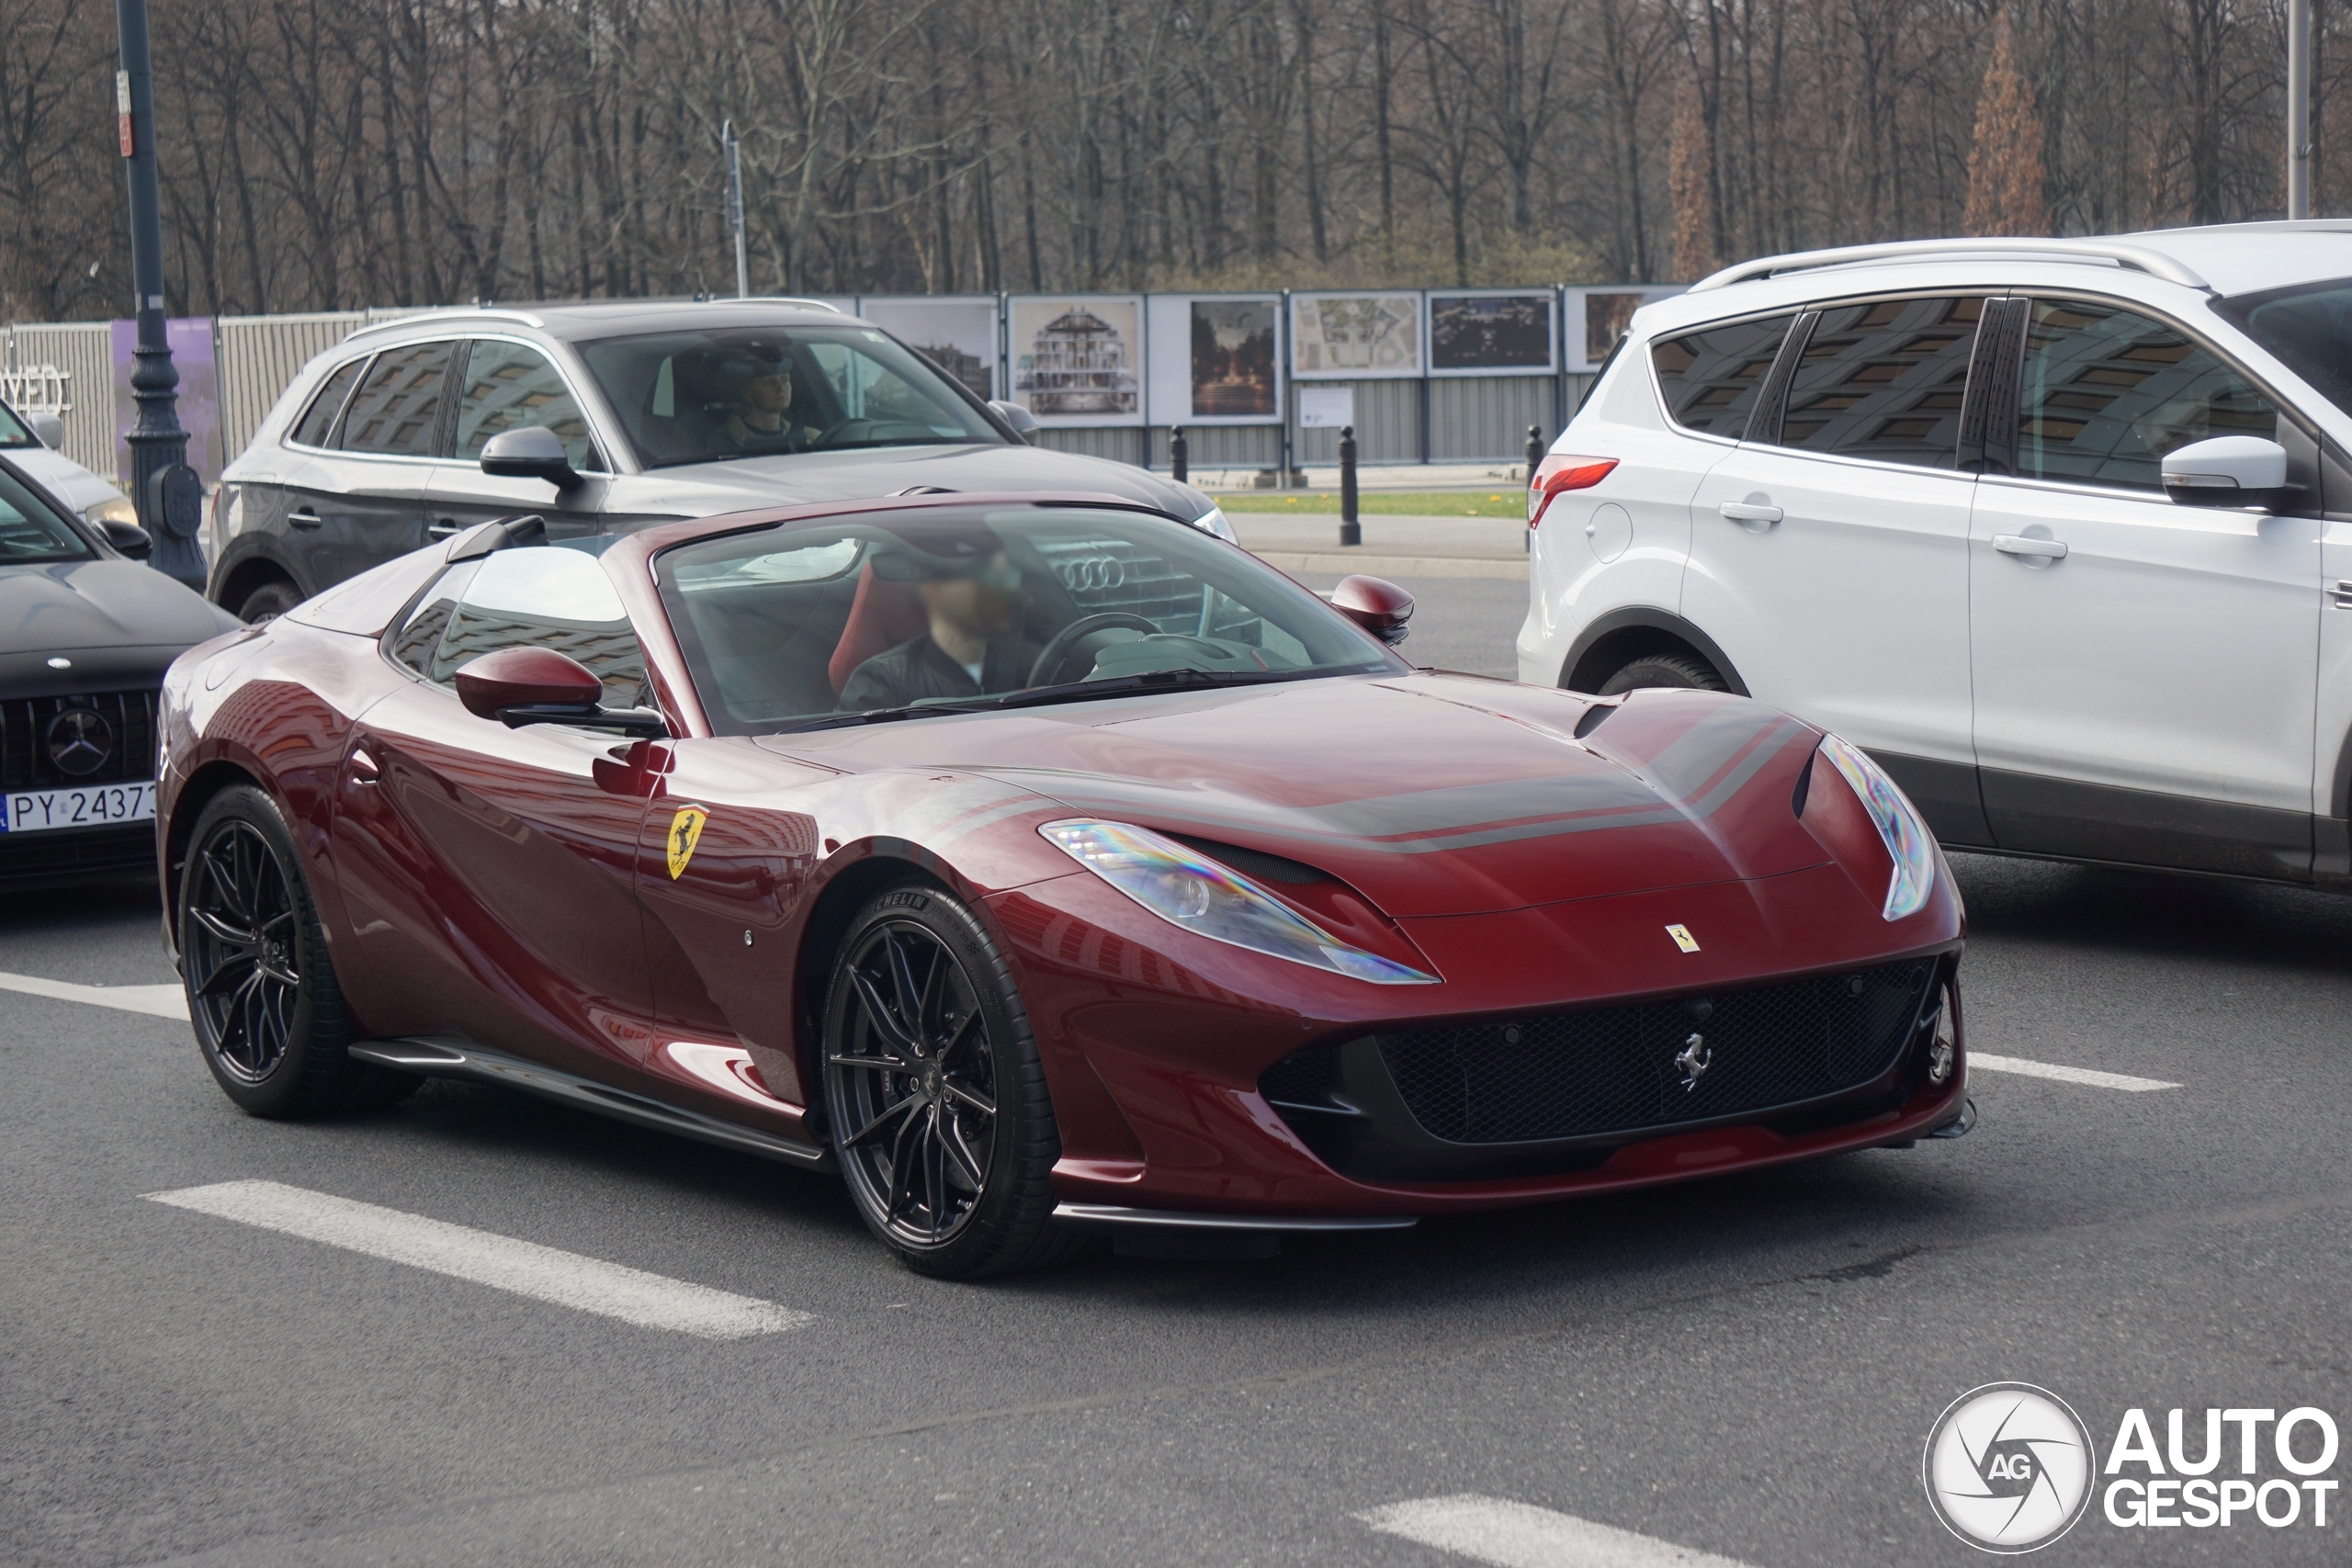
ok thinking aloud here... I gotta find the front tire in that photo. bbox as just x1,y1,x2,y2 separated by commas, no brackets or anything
821,885,1089,1278
178,784,416,1117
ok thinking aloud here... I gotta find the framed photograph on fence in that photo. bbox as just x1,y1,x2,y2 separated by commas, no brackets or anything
1569,286,1687,371
1289,292,1422,379
1145,295,1281,423
1007,295,1145,425
854,295,1000,401
1425,290,1557,377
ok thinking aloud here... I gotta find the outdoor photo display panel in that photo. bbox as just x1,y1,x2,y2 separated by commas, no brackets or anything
1570,287,1687,370
1144,295,1282,423
1008,295,1145,424
1289,292,1422,379
1425,290,1558,377
854,296,1001,401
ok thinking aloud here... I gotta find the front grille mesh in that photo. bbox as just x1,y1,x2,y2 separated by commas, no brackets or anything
0,689,160,790
1264,960,1937,1147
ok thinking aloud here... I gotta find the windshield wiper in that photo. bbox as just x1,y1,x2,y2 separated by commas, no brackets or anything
777,667,1342,734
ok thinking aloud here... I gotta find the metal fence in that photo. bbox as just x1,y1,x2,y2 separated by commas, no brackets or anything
7,290,1647,490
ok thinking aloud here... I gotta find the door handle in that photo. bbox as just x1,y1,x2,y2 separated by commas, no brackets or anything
287,507,323,530
1993,534,2069,560
1718,501,1783,525
426,517,463,541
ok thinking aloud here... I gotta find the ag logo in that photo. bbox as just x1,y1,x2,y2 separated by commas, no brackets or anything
666,807,708,879
1924,1382,2097,1552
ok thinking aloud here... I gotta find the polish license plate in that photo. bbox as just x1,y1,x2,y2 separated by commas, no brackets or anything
2,781,156,833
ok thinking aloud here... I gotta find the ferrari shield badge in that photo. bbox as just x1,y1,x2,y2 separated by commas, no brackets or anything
1666,923,1700,953
666,807,708,879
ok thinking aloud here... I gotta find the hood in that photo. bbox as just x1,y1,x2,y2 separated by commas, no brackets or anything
619,443,1214,523
765,676,1833,917
6,446,121,516
0,559,241,691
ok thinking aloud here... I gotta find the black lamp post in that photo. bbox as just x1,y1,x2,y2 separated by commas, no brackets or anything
116,0,204,588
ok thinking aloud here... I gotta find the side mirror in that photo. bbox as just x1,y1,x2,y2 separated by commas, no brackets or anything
987,400,1040,444
1331,574,1413,647
481,425,581,490
97,517,152,559
29,412,63,448
2162,435,2289,509
453,646,668,737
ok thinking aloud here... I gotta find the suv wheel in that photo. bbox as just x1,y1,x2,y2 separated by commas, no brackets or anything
235,579,302,624
1596,651,1727,695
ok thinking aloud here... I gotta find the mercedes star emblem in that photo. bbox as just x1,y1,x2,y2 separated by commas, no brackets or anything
45,707,114,778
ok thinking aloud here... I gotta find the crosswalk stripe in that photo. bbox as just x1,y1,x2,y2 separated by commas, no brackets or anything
1971,1052,2179,1092
1358,1495,1758,1568
144,1179,809,1339
0,970,187,1020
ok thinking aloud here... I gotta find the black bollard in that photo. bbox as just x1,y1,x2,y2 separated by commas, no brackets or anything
1338,425,1361,547
1524,423,1545,480
1170,425,1188,484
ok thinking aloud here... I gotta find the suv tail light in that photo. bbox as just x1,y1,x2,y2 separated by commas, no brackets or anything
1527,456,1619,525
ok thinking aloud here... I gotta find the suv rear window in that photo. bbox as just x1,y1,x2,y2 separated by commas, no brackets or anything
292,357,367,447
1774,297,1981,468
1651,315,1794,437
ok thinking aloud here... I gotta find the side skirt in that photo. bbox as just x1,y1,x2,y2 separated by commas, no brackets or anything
349,1037,833,1171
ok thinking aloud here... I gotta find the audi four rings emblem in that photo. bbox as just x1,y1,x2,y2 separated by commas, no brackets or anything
45,708,113,777
1057,556,1127,593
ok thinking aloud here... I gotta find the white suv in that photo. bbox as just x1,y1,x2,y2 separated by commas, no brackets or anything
1520,222,2352,888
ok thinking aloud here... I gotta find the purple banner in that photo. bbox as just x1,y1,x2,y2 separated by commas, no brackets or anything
109,318,220,490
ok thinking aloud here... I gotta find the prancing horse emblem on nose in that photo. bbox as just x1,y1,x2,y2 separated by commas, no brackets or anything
1674,1032,1712,1090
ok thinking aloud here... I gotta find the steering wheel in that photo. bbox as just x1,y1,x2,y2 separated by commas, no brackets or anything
1028,613,1160,687
810,418,875,449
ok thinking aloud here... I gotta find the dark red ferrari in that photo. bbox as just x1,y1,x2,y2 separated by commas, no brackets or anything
157,494,1972,1277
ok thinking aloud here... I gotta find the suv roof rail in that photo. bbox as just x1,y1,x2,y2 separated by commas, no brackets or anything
345,307,548,338
733,296,845,314
1690,236,2212,295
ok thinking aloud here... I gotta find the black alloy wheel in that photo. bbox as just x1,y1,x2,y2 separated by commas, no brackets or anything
179,784,415,1116
822,886,1089,1278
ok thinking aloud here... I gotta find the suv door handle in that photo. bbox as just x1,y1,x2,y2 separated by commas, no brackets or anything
1993,534,2069,560
426,517,463,540
287,507,323,530
1717,501,1783,525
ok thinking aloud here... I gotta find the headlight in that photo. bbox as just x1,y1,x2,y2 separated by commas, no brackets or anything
1039,818,1437,985
1193,505,1237,543
83,494,138,527
1816,734,1936,920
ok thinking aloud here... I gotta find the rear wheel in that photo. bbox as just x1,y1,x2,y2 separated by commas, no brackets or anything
1595,650,1726,695
821,885,1090,1278
234,579,301,624
179,784,416,1116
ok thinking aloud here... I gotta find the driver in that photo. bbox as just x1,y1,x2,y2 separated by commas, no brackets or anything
709,339,816,454
837,548,1038,711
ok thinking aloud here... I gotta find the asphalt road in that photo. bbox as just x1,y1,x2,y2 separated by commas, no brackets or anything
6,592,2348,1566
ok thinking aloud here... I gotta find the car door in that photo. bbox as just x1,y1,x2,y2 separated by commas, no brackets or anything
1968,296,2321,880
425,337,628,546
1683,295,1988,842
330,544,661,1081
309,340,458,588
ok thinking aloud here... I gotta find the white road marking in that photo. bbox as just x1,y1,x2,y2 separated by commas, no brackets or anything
144,1179,809,1339
1359,1495,1758,1568
1971,1052,2179,1092
0,970,187,1020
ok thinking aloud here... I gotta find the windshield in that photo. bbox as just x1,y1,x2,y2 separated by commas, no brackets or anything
656,504,1406,734
0,465,92,564
2215,278,2352,423
578,324,1004,469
